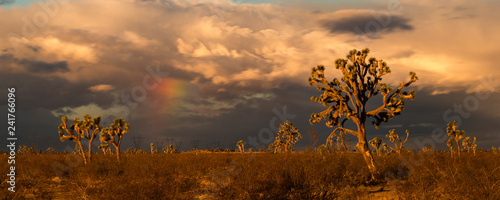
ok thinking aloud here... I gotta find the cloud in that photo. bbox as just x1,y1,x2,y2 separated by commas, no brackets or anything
410,123,434,128
34,37,98,63
322,9,413,35
19,59,69,73
50,103,126,120
0,0,499,150
382,124,404,128
0,0,14,5
88,84,115,92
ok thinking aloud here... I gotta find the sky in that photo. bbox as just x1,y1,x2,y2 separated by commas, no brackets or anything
1,0,500,152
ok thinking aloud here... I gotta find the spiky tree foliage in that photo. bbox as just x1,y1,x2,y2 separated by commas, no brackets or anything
269,121,302,153
81,114,102,161
462,136,477,155
421,143,434,153
163,144,178,154
369,137,383,156
382,143,389,153
98,143,109,155
385,129,409,155
308,48,418,178
280,120,302,153
58,116,88,164
446,121,466,156
100,118,130,162
58,115,102,163
237,140,245,153
269,139,285,153
18,145,35,155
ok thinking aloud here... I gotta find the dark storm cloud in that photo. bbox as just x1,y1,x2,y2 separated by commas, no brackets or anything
0,0,14,5
0,72,115,110
0,0,499,153
19,59,69,73
322,12,413,35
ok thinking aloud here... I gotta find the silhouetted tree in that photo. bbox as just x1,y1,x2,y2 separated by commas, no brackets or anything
308,48,418,179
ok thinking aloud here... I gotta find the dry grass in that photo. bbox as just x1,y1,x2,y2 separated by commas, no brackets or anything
0,151,499,199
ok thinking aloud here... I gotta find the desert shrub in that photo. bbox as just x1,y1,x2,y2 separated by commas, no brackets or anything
396,152,500,199
2,151,499,199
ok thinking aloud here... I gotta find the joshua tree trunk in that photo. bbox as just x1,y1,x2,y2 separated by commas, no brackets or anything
113,143,120,162
355,123,377,180
88,138,94,161
113,135,123,162
77,140,87,165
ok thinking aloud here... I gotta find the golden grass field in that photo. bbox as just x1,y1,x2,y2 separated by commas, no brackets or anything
1,151,500,199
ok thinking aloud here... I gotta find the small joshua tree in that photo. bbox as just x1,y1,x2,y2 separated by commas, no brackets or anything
100,118,130,162
369,137,383,156
385,129,409,155
269,121,302,153
446,121,466,156
18,145,35,155
163,144,177,154
462,136,477,155
237,140,245,153
421,143,434,153
98,143,109,155
46,147,55,154
151,143,154,154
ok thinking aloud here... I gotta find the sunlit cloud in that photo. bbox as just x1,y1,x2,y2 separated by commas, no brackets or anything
88,84,114,92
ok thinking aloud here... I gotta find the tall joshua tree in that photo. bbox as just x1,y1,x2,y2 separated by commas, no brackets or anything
308,48,418,179
81,114,102,161
58,114,102,163
58,116,87,164
100,118,130,161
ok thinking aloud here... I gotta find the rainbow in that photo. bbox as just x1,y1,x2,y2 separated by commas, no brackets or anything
152,78,193,113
